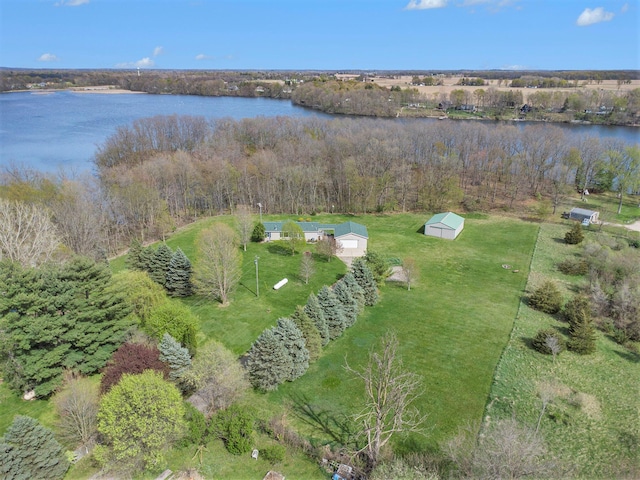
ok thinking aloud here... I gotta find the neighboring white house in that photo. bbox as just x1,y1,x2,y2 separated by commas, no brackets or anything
424,212,465,240
263,220,368,257
568,208,599,224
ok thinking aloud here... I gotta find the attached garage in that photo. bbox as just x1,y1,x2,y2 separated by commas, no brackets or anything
424,212,465,240
334,221,368,257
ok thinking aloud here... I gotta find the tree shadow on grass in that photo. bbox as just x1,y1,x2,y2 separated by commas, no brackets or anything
288,392,359,448
613,348,640,364
267,243,293,255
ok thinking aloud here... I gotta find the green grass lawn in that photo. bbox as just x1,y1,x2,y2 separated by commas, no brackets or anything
487,223,640,478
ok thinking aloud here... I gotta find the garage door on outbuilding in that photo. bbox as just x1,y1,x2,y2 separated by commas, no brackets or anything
424,212,465,240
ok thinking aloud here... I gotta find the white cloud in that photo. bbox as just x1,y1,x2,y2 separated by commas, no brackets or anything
405,0,448,10
115,57,155,68
501,64,527,70
195,54,212,61
38,53,59,62
621,3,628,13
576,7,614,26
153,46,164,57
54,0,89,6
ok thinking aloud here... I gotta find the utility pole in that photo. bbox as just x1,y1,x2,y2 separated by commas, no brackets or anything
254,256,260,297
257,203,263,223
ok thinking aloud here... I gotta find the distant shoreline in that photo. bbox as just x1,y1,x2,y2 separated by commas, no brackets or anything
4,86,146,95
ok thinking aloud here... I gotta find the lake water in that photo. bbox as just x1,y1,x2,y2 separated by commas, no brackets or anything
0,91,638,172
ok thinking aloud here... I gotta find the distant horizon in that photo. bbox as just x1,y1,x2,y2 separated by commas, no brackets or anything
1,1,637,71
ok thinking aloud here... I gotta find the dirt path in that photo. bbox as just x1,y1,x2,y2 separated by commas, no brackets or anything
625,220,640,232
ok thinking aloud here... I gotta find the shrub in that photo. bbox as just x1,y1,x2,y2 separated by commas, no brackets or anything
557,258,588,276
210,405,255,455
529,281,563,314
260,444,286,464
251,222,266,242
179,402,208,447
564,223,584,245
100,342,169,393
532,328,565,355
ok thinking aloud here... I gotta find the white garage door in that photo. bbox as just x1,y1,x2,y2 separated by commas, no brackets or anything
340,239,358,249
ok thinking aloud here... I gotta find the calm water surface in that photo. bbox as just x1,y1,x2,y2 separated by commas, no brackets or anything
0,91,638,172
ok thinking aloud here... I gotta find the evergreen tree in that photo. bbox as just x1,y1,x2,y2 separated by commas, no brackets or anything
317,285,346,341
0,258,134,397
341,272,366,313
273,318,309,381
149,243,173,286
351,257,379,306
290,305,323,363
158,333,192,381
333,279,359,327
251,222,266,242
139,246,155,273
564,223,585,245
165,248,193,297
566,295,597,354
246,328,292,391
304,293,330,346
126,238,144,270
529,280,563,314
0,415,69,480
364,250,391,284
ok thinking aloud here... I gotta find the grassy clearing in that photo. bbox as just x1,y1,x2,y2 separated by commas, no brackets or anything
558,191,640,225
486,222,640,478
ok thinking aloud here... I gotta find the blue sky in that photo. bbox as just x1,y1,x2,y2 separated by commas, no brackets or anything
0,0,637,71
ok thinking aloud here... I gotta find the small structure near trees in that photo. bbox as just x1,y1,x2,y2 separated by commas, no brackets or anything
424,212,465,240
568,208,599,224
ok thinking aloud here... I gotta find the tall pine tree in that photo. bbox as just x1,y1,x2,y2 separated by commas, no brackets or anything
149,243,173,286
317,285,346,341
246,328,292,391
0,415,69,480
333,280,359,328
341,272,366,313
126,238,144,270
273,318,309,381
290,305,322,363
165,248,193,297
304,293,330,346
351,257,379,306
566,295,597,354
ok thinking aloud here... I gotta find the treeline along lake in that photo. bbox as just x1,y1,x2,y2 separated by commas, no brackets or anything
0,90,638,172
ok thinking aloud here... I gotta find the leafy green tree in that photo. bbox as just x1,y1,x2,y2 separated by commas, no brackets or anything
351,257,379,306
96,371,186,473
317,285,346,341
529,280,563,314
251,222,266,242
304,293,330,346
333,279,359,327
606,145,640,214
246,328,292,391
0,415,69,480
180,402,207,447
273,318,309,381
210,404,255,455
165,247,193,297
158,333,192,381
364,250,391,284
0,258,134,397
149,243,173,286
564,223,584,245
181,340,249,416
145,300,199,355
290,305,323,363
282,220,305,255
109,270,167,325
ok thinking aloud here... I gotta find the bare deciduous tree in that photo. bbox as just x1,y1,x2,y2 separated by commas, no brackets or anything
344,332,427,469
193,224,241,305
316,235,342,262
235,204,253,252
299,251,315,285
53,374,100,446
401,257,418,291
0,198,61,266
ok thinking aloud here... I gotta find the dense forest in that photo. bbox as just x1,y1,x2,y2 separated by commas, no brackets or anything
1,115,638,260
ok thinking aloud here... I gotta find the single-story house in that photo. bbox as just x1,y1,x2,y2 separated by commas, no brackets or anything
568,208,599,224
424,212,465,240
263,220,368,256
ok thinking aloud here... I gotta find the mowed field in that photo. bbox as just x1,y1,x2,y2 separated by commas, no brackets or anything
367,75,640,102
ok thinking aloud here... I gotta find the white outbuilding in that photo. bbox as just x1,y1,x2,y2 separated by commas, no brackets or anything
424,212,465,240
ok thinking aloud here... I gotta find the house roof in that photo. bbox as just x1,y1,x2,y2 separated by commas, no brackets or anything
263,221,320,233
569,208,598,216
334,221,368,239
425,212,464,230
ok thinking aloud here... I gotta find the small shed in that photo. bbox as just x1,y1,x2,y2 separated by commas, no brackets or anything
569,208,599,224
334,221,368,256
424,212,464,240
